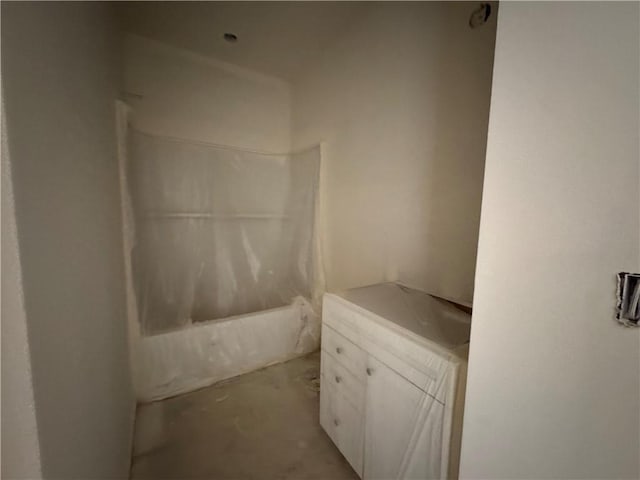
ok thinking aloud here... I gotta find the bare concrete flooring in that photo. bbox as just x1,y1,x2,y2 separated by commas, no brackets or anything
130,351,358,479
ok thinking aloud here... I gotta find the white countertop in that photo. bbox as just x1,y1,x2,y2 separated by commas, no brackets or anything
337,283,471,351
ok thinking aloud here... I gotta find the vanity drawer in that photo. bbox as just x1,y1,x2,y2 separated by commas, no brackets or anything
320,371,364,477
323,297,361,334
321,349,365,409
321,324,368,380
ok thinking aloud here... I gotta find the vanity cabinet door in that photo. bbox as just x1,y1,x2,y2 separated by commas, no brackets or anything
364,356,442,480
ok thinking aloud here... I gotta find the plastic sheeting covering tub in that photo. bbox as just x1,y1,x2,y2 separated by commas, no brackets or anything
117,116,324,400
135,296,319,401
127,129,321,335
320,283,471,480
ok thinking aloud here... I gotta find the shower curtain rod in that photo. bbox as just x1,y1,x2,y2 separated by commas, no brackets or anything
143,212,291,220
130,127,322,157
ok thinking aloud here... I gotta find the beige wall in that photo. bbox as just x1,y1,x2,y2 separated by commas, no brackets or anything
1,3,134,478
292,2,497,304
460,3,640,478
123,34,291,153
1,87,42,480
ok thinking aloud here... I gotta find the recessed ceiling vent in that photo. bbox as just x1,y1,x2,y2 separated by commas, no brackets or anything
223,33,238,43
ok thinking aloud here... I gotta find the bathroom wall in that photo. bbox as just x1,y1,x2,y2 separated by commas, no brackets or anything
1,3,134,478
123,34,291,152
291,2,497,304
1,87,42,479
460,2,639,478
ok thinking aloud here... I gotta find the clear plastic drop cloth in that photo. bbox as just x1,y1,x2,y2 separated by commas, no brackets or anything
126,129,321,336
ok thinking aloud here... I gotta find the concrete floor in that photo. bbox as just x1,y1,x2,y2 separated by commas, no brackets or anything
130,351,358,479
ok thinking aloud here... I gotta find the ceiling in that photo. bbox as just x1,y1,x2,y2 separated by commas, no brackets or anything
115,1,370,82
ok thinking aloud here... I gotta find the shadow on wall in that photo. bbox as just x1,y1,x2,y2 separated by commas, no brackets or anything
422,1,498,303
292,2,497,305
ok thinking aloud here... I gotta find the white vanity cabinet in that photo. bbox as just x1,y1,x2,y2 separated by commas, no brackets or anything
319,284,470,480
